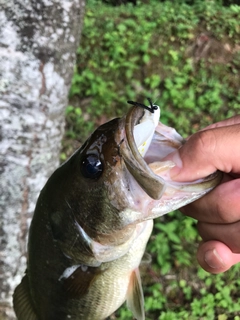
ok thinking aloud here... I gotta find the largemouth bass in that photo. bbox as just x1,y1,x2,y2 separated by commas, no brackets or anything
13,99,222,320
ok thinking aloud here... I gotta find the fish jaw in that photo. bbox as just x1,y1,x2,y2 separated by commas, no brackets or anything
120,104,222,221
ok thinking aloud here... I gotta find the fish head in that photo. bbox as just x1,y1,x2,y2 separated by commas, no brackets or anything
44,115,143,265
44,101,222,265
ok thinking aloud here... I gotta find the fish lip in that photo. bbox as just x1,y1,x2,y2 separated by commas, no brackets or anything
121,106,222,200
121,106,166,200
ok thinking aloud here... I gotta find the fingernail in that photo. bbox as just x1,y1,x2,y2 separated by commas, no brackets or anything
204,249,226,269
167,150,182,178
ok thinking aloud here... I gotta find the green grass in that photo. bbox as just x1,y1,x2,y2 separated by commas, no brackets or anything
63,0,240,157
63,0,240,318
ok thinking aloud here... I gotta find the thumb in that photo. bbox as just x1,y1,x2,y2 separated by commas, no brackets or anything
197,241,240,274
168,123,240,182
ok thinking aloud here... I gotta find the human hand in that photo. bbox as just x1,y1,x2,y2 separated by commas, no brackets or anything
168,115,240,274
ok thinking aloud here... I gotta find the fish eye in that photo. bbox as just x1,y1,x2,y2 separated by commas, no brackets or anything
80,154,103,179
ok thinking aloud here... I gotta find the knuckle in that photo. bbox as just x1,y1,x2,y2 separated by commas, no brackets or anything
214,200,228,223
194,129,217,156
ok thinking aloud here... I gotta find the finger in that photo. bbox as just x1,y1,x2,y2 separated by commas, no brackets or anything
168,123,240,181
201,115,240,131
180,178,240,223
197,241,240,274
197,221,240,253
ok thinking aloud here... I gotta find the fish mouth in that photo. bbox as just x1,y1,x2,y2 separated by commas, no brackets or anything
121,103,222,203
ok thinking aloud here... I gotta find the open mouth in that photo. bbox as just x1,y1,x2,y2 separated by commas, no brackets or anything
121,100,222,202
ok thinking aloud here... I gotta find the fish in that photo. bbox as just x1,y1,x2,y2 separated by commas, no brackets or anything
13,99,222,320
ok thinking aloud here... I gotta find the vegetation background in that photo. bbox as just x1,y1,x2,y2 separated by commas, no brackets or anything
63,0,240,319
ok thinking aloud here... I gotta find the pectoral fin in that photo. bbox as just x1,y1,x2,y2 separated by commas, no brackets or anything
13,273,38,320
140,252,152,266
63,265,102,298
126,268,145,320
